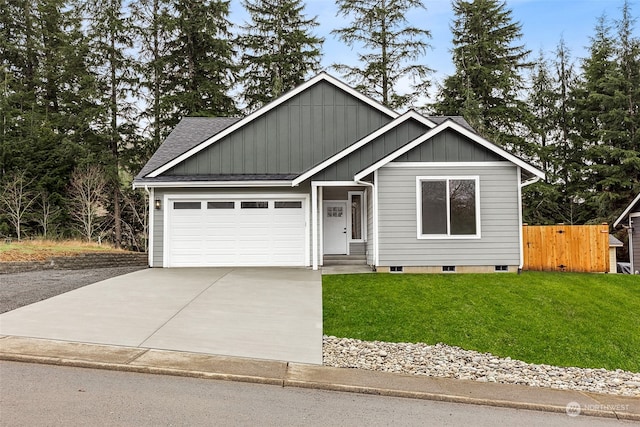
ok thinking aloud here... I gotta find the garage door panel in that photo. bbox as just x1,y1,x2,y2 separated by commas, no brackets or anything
168,197,307,267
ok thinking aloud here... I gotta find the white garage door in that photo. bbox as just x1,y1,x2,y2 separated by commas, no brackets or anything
166,198,307,267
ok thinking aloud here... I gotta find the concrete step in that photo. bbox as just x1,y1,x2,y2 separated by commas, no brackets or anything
323,255,367,266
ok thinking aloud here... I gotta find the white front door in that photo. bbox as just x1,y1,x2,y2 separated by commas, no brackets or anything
323,201,347,254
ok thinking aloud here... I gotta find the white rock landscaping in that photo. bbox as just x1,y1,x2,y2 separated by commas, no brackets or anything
322,336,640,397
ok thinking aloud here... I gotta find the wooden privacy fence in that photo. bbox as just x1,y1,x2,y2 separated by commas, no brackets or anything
522,224,609,273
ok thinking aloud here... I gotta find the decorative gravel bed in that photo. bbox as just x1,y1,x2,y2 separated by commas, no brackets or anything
323,336,640,397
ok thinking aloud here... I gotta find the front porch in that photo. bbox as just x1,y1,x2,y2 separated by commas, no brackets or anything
310,182,374,270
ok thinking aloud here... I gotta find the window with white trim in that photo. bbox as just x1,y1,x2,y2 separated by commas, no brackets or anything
417,176,480,238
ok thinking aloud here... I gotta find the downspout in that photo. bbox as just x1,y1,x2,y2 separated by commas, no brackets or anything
356,178,376,270
518,174,541,273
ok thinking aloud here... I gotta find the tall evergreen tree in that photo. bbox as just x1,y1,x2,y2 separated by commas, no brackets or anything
130,0,175,168
238,0,323,111
433,0,531,155
577,5,640,223
1,0,96,222
163,0,238,126
332,0,432,110
83,0,138,247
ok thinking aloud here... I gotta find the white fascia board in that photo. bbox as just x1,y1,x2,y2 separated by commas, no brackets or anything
354,120,546,181
292,110,435,186
614,193,640,227
134,180,293,188
147,72,399,178
311,180,363,187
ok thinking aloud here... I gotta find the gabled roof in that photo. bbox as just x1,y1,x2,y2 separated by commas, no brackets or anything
292,110,435,186
141,72,399,180
353,119,546,181
136,117,240,180
614,193,640,227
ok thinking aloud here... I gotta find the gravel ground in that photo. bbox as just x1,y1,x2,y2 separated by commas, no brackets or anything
0,267,146,314
323,336,640,397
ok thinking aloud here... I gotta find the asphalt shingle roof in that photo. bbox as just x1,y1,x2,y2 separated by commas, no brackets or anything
136,117,241,180
134,115,479,183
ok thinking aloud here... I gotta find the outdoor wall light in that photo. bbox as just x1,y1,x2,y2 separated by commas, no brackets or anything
155,199,161,210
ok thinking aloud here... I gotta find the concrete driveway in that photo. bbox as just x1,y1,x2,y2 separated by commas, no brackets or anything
0,268,322,364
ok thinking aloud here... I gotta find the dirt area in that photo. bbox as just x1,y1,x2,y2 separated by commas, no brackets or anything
0,240,126,262
0,267,146,314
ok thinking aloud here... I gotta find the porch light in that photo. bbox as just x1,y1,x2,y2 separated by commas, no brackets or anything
155,199,161,210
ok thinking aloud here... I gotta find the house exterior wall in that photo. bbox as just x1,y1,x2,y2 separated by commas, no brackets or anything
376,163,521,268
311,119,429,181
151,186,310,267
395,129,504,162
164,80,392,176
631,211,640,274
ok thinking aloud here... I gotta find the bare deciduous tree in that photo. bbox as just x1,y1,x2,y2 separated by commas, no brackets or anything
35,191,61,239
68,166,108,241
0,171,36,240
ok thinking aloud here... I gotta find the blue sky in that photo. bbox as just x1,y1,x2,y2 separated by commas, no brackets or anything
229,0,639,102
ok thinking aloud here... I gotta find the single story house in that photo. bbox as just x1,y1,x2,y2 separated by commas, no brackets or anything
613,193,640,274
133,72,545,272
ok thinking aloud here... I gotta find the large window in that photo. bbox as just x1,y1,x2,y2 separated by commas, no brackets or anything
417,176,480,238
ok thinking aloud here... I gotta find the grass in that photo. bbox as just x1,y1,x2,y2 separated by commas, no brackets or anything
323,272,640,372
0,239,126,262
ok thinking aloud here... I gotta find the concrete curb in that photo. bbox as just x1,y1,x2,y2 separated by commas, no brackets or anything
1,336,638,422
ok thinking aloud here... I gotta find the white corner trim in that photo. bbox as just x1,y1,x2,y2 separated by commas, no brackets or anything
147,187,154,267
147,72,399,178
517,167,524,270
614,193,640,228
292,110,436,186
354,120,545,181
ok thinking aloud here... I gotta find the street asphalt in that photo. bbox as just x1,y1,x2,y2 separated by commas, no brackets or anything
0,267,638,421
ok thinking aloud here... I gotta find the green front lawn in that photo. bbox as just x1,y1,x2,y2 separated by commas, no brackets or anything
323,272,640,372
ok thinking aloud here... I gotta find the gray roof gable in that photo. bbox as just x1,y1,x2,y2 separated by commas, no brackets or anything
136,117,240,179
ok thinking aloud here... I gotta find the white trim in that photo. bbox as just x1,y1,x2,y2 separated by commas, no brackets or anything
292,110,436,186
162,192,310,268
148,187,154,267
415,175,481,240
384,161,512,168
318,187,323,266
312,186,318,270
374,170,380,266
354,120,545,182
146,72,398,178
311,180,364,187
517,167,524,270
348,191,366,243
614,193,640,228
134,180,293,189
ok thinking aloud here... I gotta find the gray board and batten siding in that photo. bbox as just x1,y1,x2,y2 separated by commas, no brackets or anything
163,80,393,177
310,118,429,181
395,129,505,163
151,186,311,267
377,164,520,267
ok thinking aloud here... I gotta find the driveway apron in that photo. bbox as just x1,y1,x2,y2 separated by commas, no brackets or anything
0,268,322,364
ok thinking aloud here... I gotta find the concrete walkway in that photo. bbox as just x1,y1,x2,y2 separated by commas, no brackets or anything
0,336,638,422
0,268,322,364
